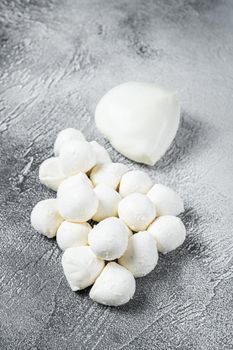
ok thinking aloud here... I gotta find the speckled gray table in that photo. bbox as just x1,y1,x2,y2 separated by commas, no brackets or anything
0,1,233,349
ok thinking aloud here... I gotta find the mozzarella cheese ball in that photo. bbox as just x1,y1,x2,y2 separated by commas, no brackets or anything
118,193,156,232
56,221,91,251
31,199,63,238
118,231,158,277
95,82,180,166
58,185,98,223
92,184,121,222
119,170,152,197
90,141,112,165
39,157,66,191
57,173,93,198
88,217,128,260
147,215,186,254
147,184,184,216
62,246,105,291
59,140,96,177
90,163,128,190
54,128,85,156
90,262,136,306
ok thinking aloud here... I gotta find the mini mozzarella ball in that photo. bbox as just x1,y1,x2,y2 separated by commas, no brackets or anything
92,184,121,222
59,140,96,177
119,170,152,197
88,217,128,260
147,215,186,254
90,163,128,189
147,184,184,216
57,173,93,198
90,141,112,165
118,231,158,277
62,246,105,291
54,128,85,156
56,221,91,251
31,199,63,238
39,157,66,191
90,262,136,306
118,193,156,232
58,185,98,223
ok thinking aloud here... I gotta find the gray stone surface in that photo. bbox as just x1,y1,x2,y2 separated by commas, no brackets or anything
0,0,233,349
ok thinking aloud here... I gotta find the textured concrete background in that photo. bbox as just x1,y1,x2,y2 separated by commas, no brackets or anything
0,0,233,349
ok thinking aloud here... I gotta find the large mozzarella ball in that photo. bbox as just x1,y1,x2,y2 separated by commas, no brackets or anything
58,185,98,223
118,231,158,277
118,193,156,231
147,184,184,216
90,163,128,190
90,262,136,306
147,215,186,254
62,246,105,291
39,157,66,191
57,173,93,198
54,128,85,156
59,140,96,177
31,199,63,238
95,82,180,166
56,221,91,251
92,184,121,222
90,141,112,165
119,170,152,197
88,217,128,260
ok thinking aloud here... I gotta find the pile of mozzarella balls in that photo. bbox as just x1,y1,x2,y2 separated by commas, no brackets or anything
31,128,186,307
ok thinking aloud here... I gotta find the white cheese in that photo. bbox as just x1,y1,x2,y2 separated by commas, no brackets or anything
56,221,91,251
119,170,152,197
147,184,184,216
90,262,136,306
90,141,112,165
118,231,158,277
39,157,66,191
88,217,128,260
59,140,96,177
58,185,98,223
62,246,104,291
93,184,121,222
118,193,156,231
90,163,128,189
147,215,186,253
54,128,85,156
95,82,180,165
31,199,63,238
